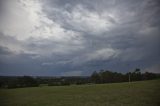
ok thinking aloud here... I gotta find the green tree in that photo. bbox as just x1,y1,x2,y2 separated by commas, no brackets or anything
91,71,101,83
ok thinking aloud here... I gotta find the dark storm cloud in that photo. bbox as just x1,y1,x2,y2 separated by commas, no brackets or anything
0,46,11,55
41,0,160,74
0,0,160,76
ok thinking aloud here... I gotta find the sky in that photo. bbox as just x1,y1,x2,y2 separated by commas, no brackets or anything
0,0,160,76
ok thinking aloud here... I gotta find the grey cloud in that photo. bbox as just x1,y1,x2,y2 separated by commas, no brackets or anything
0,46,11,55
0,0,160,75
44,0,160,67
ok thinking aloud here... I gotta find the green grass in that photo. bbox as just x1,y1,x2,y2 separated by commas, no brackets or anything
0,79,160,106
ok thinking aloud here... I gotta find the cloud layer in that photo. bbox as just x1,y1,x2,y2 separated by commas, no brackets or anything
0,0,160,76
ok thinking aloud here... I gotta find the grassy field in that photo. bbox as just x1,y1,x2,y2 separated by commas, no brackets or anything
0,79,160,106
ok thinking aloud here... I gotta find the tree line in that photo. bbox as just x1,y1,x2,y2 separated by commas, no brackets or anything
0,76,39,89
91,68,159,84
0,68,159,89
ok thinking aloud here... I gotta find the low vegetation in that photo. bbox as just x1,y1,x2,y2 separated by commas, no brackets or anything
0,68,160,89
